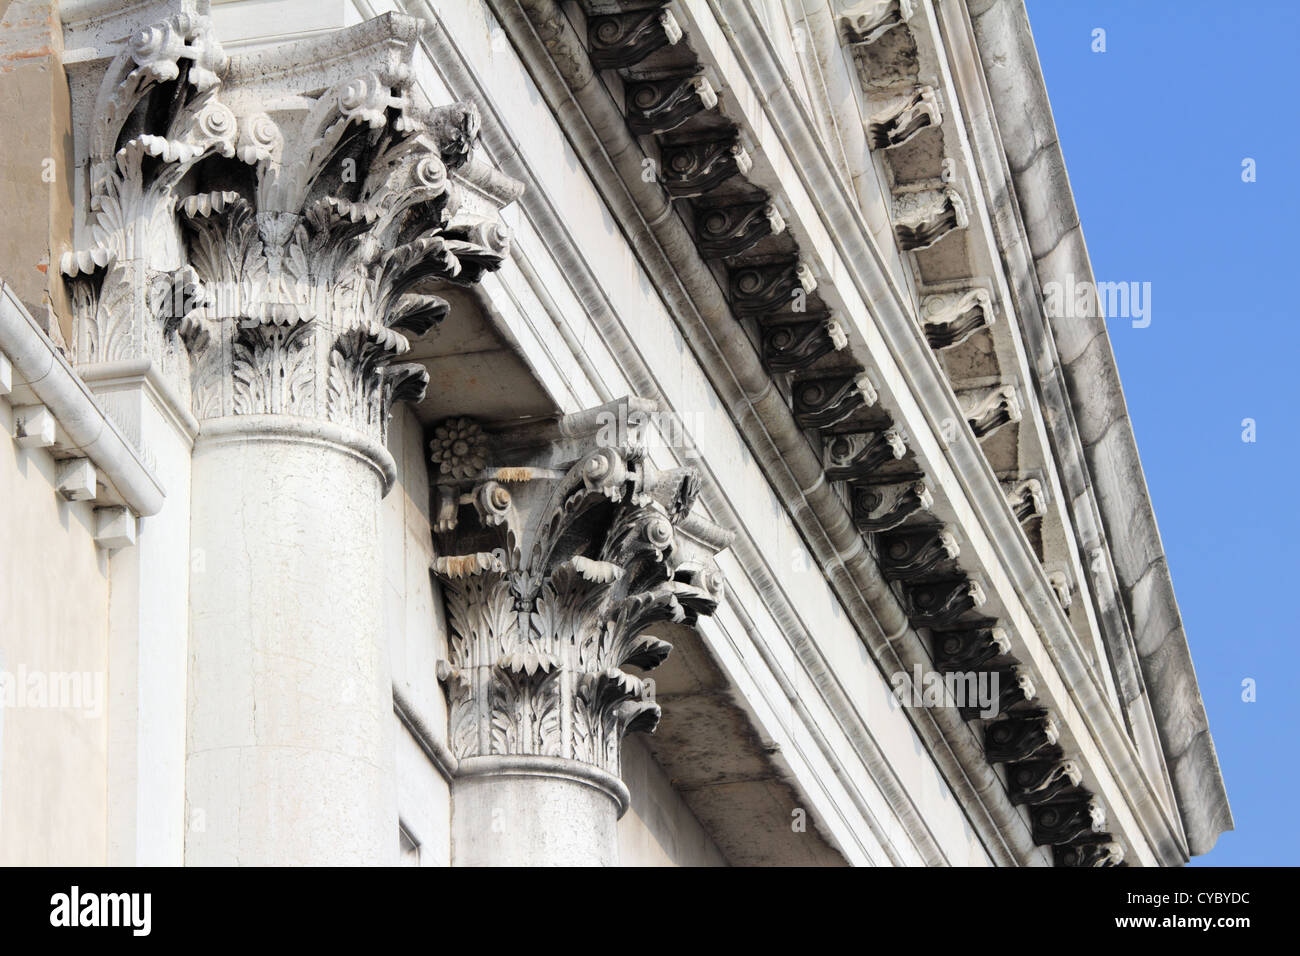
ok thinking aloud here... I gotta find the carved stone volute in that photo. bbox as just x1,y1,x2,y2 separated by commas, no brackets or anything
430,398,732,782
62,9,515,449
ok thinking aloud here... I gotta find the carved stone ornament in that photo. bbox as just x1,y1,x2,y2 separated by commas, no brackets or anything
626,72,717,135
930,624,1011,672
430,398,733,780
901,576,985,628
877,524,959,581
1007,759,1084,808
1005,477,1046,525
961,385,1022,439
959,666,1035,720
892,185,968,251
588,5,682,70
851,478,931,533
661,134,752,198
1054,838,1125,867
793,372,876,429
920,288,995,350
694,198,786,259
61,11,515,447
840,0,916,46
825,427,906,482
728,259,817,317
984,711,1059,764
760,313,840,372
868,86,941,149
1030,797,1107,847
1047,568,1074,611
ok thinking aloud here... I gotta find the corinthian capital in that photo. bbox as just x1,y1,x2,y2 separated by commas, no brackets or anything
430,398,733,780
61,8,516,447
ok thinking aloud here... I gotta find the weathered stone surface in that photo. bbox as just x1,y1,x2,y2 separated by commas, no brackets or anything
0,0,1229,869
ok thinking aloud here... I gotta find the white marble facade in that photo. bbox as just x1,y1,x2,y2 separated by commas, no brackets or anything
0,0,1229,866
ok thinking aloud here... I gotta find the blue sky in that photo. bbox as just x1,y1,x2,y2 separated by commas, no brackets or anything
1023,1,1299,865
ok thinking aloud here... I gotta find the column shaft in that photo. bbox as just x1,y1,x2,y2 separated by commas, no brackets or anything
185,418,396,865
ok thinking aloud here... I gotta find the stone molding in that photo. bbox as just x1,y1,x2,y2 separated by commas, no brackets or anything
0,280,163,527
497,0,1171,865
966,0,1231,855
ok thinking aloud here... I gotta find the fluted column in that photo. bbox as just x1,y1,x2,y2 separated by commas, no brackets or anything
428,400,732,865
63,9,511,864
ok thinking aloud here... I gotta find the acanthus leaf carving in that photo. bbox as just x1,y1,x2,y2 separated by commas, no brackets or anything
430,400,731,778
64,12,517,446
230,316,315,416
958,665,1035,720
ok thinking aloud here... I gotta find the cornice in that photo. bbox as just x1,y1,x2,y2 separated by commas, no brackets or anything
411,0,946,864
703,0,1203,864
481,0,1203,865
961,0,1231,856
0,280,165,524
488,0,1034,866
708,0,1184,864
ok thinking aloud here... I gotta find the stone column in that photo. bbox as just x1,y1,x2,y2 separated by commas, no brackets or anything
61,9,511,864
186,416,396,865
429,401,732,866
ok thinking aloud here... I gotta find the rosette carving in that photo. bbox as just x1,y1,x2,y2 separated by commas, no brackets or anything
430,418,489,482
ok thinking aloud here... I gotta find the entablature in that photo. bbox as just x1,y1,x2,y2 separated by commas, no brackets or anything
511,0,1192,865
